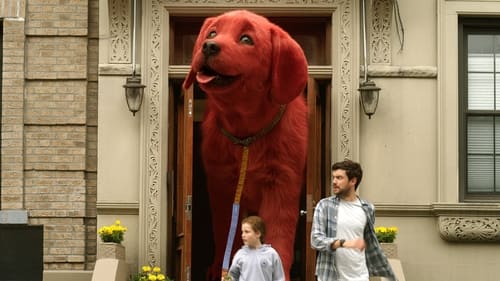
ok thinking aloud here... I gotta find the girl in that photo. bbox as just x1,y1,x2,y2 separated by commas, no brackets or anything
224,216,285,281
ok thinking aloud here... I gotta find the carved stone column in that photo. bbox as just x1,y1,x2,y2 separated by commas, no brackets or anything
370,0,393,65
108,0,131,64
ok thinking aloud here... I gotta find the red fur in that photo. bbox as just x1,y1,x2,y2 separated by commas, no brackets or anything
183,10,308,281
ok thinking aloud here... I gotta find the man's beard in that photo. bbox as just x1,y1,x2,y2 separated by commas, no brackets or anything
334,186,352,198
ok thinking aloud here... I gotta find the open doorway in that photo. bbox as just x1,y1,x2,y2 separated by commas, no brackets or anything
167,14,333,281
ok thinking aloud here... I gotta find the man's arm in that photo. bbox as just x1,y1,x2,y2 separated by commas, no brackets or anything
310,200,336,252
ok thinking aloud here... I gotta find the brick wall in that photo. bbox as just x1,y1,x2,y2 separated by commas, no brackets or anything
1,0,98,271
1,19,25,210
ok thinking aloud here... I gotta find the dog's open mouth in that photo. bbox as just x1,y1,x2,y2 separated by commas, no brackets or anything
196,66,237,86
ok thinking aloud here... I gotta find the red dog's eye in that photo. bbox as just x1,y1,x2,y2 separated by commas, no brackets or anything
239,35,254,45
207,31,216,39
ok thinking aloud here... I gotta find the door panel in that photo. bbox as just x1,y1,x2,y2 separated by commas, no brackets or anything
173,84,194,281
294,77,331,281
305,77,322,281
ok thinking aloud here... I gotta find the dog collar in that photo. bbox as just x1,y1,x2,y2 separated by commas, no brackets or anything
220,104,287,146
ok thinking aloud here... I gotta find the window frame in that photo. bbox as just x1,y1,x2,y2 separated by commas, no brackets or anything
459,17,500,201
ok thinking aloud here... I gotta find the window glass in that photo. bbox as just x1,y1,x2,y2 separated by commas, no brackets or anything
467,155,494,192
467,116,495,193
468,73,494,109
462,23,500,198
468,53,493,72
467,116,493,155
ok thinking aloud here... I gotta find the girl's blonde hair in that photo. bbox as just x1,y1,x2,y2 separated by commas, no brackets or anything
242,215,266,243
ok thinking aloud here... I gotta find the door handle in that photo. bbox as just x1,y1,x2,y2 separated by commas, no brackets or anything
300,210,307,216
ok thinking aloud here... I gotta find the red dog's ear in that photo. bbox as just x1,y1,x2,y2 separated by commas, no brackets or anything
183,17,216,89
270,26,308,104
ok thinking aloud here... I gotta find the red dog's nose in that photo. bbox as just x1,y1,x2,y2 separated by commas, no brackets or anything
202,41,220,57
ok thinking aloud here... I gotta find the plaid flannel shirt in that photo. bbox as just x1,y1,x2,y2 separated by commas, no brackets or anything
310,196,397,281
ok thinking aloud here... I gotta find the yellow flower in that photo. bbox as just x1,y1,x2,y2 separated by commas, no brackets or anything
133,264,171,281
142,265,152,273
98,219,127,244
375,225,398,243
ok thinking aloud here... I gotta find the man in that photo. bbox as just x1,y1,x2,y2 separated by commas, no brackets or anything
310,159,397,281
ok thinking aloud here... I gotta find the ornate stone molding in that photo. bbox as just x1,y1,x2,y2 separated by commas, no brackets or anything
370,0,392,65
375,202,500,217
163,0,338,7
166,65,334,79
96,201,140,215
375,202,500,242
140,0,163,268
363,65,438,78
108,0,131,63
336,0,355,161
99,64,141,76
439,217,500,242
141,0,355,268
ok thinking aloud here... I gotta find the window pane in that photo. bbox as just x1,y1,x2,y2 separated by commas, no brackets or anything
468,116,494,154
469,53,494,72
496,158,500,192
468,155,494,192
496,74,500,110
468,73,494,110
469,34,494,54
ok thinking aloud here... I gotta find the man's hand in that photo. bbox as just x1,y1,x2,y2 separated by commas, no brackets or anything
344,238,366,251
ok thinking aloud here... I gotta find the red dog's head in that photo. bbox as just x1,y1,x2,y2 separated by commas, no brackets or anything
183,10,308,106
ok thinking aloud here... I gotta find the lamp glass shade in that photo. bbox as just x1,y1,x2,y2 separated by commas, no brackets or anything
123,76,145,116
358,80,380,119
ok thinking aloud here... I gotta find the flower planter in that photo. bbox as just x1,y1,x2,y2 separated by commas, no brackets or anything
380,242,398,259
97,242,126,260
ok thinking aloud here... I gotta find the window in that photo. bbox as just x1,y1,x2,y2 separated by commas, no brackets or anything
459,17,500,201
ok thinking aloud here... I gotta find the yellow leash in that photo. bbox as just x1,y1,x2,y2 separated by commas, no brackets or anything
234,146,249,203
221,146,249,277
219,105,287,278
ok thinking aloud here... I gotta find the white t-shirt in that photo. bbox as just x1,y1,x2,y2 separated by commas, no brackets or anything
336,199,369,281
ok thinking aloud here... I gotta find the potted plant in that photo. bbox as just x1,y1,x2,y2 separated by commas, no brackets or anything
131,265,173,281
98,219,127,244
97,220,128,260
375,226,398,259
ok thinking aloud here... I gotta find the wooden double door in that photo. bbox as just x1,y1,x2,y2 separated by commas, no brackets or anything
167,78,332,281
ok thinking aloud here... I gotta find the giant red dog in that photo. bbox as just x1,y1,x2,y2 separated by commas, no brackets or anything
183,10,308,281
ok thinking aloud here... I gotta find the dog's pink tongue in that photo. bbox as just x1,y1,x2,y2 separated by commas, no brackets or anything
196,72,216,84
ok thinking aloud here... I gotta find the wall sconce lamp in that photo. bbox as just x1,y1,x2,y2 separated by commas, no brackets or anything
358,80,380,119
123,75,145,116
122,0,144,116
358,0,381,119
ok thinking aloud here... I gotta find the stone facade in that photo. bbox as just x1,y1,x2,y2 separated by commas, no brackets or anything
3,0,500,280
1,0,98,271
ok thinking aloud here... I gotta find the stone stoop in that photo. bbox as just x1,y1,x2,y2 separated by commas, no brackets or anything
370,258,406,281
43,270,93,281
91,259,129,281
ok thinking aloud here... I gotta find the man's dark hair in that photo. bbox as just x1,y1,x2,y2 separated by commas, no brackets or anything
332,159,363,190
